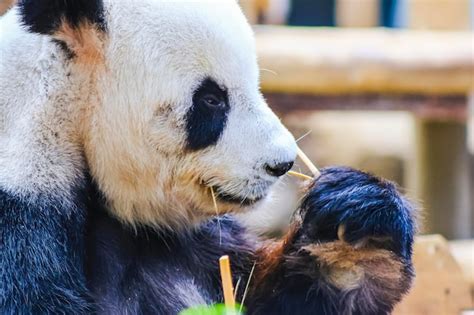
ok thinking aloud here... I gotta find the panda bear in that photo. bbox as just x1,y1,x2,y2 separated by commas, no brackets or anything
0,0,416,314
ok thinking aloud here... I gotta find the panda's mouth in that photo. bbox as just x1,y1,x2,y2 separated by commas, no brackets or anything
211,186,264,206
200,176,271,207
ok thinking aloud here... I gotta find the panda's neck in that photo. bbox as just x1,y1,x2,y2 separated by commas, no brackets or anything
85,152,206,230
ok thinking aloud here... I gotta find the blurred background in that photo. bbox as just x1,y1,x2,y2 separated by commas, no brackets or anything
237,1,473,313
238,0,473,237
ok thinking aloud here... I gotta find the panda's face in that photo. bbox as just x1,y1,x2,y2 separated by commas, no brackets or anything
84,0,297,227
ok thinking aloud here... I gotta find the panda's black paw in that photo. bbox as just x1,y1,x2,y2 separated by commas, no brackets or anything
285,167,417,314
295,167,416,261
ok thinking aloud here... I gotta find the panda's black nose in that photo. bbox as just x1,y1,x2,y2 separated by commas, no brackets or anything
265,161,294,177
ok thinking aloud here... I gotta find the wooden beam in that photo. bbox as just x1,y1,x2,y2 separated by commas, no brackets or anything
256,27,474,95
265,93,468,121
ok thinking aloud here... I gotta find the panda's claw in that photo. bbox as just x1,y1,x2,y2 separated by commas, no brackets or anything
337,224,346,242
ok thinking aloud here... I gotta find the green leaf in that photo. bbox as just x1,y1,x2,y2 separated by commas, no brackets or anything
180,304,244,315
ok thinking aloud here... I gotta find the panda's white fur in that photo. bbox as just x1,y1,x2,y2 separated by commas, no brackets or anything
0,7,91,195
0,0,297,229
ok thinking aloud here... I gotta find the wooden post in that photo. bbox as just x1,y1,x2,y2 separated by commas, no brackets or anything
468,92,474,155
469,93,474,239
336,0,379,27
240,0,258,24
265,0,290,25
239,0,269,24
414,119,472,239
408,0,471,30
406,0,472,240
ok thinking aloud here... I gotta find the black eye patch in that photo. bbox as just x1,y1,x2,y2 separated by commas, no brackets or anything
185,78,230,151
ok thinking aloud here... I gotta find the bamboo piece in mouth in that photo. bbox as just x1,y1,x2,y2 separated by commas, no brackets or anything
210,187,219,215
219,255,236,312
296,146,321,178
287,171,313,181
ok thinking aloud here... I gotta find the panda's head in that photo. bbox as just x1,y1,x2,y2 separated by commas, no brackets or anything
16,0,297,228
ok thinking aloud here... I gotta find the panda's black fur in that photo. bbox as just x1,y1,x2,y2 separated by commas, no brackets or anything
0,2,417,314
86,199,255,314
19,0,106,35
0,182,92,314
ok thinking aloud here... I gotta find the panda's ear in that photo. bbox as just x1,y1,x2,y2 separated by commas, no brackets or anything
18,0,106,63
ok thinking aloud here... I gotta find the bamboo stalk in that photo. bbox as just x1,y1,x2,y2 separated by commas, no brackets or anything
219,255,236,313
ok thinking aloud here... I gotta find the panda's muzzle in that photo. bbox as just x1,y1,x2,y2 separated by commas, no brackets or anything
211,186,264,206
